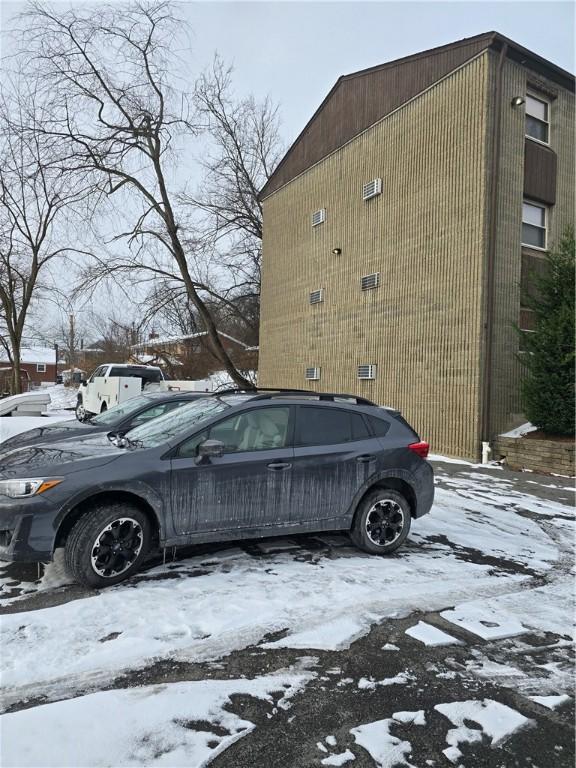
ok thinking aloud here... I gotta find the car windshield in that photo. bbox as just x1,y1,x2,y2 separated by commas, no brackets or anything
125,397,235,448
90,395,154,426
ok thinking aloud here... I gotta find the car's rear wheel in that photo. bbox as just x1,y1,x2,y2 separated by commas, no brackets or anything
64,502,152,588
350,489,411,555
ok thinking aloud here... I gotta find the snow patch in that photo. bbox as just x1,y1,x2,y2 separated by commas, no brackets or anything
405,621,462,647
0,669,313,768
351,717,419,768
435,699,532,764
321,749,356,766
529,694,571,710
392,710,426,726
500,422,537,439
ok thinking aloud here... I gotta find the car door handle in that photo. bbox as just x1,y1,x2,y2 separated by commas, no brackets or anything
357,454,375,463
267,462,292,471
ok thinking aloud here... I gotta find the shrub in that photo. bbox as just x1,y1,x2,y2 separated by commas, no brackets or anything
518,227,575,436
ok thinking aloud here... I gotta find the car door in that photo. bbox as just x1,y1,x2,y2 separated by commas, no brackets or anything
169,405,295,536
289,404,381,525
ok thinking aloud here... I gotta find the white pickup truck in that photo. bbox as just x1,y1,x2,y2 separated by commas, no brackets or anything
75,363,217,421
75,364,165,421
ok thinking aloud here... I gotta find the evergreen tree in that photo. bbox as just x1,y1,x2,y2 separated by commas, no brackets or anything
519,227,575,436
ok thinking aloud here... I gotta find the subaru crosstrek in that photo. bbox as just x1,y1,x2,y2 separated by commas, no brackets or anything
0,390,434,587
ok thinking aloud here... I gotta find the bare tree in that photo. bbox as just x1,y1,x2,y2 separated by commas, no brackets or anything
16,0,255,388
0,80,93,393
188,57,283,341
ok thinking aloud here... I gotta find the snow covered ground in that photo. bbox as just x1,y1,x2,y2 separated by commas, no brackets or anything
0,460,573,767
0,384,77,442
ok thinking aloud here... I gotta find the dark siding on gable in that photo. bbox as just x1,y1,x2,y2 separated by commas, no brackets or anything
523,139,557,205
261,37,492,198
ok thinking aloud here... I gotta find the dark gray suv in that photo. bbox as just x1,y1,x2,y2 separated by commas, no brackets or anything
0,390,433,587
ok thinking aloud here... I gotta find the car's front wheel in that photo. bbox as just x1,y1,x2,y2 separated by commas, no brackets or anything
350,489,411,555
64,502,152,588
75,398,87,422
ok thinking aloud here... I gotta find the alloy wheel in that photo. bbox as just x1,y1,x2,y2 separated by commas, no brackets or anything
90,517,144,578
365,499,405,546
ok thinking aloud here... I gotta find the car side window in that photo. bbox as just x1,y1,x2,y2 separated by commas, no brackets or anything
130,401,186,427
368,416,390,437
212,407,290,452
89,366,105,382
178,430,208,459
296,407,370,446
177,407,291,457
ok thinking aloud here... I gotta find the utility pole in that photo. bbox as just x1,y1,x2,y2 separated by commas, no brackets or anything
69,314,76,372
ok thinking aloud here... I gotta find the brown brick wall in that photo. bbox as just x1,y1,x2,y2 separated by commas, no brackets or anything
259,54,491,459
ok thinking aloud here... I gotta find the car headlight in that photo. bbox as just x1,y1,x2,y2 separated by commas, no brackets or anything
0,478,64,498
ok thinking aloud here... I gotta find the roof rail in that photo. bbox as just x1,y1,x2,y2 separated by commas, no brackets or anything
212,386,313,397
247,391,378,406
210,387,378,406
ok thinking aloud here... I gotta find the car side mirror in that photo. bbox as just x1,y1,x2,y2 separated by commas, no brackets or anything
81,379,87,386
196,439,225,463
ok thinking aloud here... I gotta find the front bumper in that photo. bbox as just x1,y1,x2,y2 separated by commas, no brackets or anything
0,496,57,563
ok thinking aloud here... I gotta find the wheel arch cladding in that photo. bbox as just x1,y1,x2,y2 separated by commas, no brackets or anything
55,491,161,550
358,478,417,518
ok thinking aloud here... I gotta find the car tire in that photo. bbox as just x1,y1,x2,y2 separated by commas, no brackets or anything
64,502,152,588
350,488,411,555
75,398,87,422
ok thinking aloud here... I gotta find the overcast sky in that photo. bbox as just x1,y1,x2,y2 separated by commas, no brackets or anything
2,1,574,146
0,1,573,343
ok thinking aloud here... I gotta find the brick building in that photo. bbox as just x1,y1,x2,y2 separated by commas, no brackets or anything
0,347,58,392
257,32,574,459
130,331,257,380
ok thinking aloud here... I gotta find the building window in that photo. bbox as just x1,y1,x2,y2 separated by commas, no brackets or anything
305,367,321,381
522,201,547,250
309,289,324,305
36,363,46,373
525,93,549,144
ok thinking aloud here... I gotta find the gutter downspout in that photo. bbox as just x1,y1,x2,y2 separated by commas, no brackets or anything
481,41,508,458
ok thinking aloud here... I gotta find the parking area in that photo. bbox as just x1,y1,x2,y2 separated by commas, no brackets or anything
0,460,574,768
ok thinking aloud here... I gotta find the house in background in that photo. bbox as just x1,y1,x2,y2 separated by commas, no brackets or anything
130,331,258,380
0,347,58,392
257,31,574,460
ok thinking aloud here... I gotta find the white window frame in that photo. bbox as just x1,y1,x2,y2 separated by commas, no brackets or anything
525,92,550,146
521,200,548,251
36,363,47,373
309,288,324,305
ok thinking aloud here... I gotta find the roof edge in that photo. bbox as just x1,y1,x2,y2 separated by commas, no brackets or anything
260,31,574,200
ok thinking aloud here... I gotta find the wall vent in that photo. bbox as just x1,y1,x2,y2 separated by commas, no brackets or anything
309,289,324,305
361,272,380,291
305,367,321,381
312,208,326,227
358,364,377,380
362,178,382,200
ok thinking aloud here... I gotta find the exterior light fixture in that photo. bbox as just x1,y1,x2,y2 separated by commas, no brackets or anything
332,247,342,255
511,96,525,107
